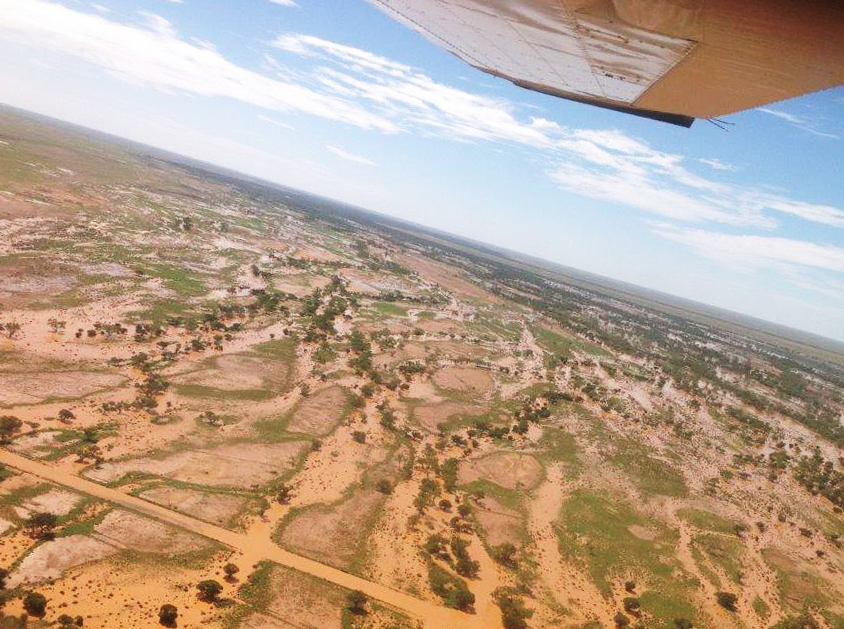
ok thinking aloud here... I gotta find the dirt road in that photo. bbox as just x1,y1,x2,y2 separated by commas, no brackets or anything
0,449,499,629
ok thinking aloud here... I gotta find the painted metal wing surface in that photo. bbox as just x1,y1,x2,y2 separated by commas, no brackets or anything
366,0,844,126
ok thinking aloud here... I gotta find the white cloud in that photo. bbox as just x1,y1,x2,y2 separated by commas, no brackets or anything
699,157,736,172
1,1,841,236
652,223,844,274
0,0,397,132
270,34,552,148
327,145,376,166
258,114,294,130
547,128,844,229
267,0,298,5
758,107,840,139
758,108,804,125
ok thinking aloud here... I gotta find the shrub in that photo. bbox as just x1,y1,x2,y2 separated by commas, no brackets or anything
158,604,178,627
23,592,47,617
615,613,630,628
450,536,479,578
197,580,223,603
423,534,448,559
495,589,533,629
276,484,292,505
623,597,641,616
352,431,366,444
223,563,240,578
347,590,367,614
428,564,474,611
375,479,393,494
0,416,22,443
25,512,57,540
491,543,518,568
716,591,738,612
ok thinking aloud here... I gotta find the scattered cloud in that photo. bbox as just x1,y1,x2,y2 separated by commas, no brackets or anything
0,0,397,132
652,223,844,274
651,221,844,306
548,130,844,229
156,0,185,3
267,0,298,5
270,34,844,231
327,145,376,166
699,157,736,172
1,1,841,237
758,107,840,139
758,108,804,125
258,114,294,130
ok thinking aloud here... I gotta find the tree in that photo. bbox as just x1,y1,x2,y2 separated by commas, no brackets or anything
276,484,292,505
347,590,367,615
451,536,480,579
675,618,694,629
1,322,21,339
58,409,75,421
0,567,7,589
716,592,738,612
352,431,366,444
223,563,240,579
82,427,99,443
58,614,75,627
159,604,178,626
495,590,533,629
25,512,57,540
615,613,631,628
623,597,641,616
22,591,47,616
0,416,22,443
48,318,66,334
491,543,518,568
197,579,223,603
624,581,636,593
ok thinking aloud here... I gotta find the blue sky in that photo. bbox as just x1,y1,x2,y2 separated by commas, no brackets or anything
0,0,843,341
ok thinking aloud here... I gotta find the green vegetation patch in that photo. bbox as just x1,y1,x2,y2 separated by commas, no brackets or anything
533,325,609,359
556,491,696,627
693,533,745,584
762,548,830,611
373,301,408,317
142,262,208,297
605,439,687,498
678,508,742,535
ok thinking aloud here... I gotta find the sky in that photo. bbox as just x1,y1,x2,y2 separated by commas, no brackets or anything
0,0,842,342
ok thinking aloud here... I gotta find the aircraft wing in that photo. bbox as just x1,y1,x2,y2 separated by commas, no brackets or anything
366,0,844,127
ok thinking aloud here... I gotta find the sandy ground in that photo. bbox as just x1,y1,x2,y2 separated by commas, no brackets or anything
139,486,252,527
458,452,544,491
527,464,614,626
86,441,309,488
286,385,348,436
433,365,495,396
2,135,844,629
